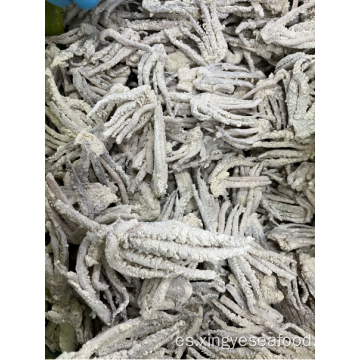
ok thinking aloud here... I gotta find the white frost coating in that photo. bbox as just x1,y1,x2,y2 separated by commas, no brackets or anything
74,131,105,156
45,0,315,358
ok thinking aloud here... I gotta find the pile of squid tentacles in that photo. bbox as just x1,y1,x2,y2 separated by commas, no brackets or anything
45,0,315,358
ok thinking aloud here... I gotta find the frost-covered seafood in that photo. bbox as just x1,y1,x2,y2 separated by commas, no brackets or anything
45,0,315,358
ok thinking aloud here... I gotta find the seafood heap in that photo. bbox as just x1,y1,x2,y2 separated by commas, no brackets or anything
45,0,315,358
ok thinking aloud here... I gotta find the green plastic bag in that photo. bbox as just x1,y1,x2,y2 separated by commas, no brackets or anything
45,1,64,37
